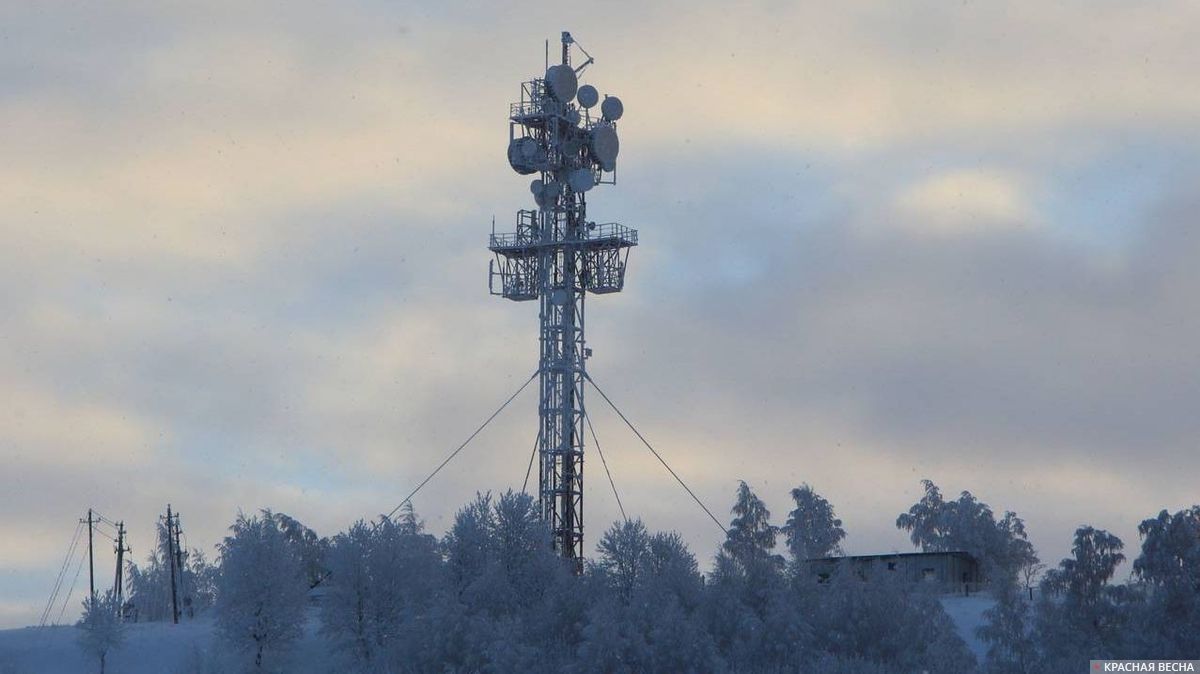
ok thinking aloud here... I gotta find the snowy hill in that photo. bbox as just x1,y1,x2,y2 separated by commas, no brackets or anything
0,618,214,674
939,593,996,663
0,608,329,674
0,596,997,673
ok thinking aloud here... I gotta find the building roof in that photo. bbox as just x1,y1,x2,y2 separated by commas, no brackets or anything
805,550,976,563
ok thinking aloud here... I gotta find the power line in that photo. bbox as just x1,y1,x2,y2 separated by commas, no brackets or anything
40,520,83,627
91,521,119,543
585,373,727,536
93,512,120,529
41,521,81,625
383,371,537,522
55,547,86,625
584,411,626,522
521,426,541,494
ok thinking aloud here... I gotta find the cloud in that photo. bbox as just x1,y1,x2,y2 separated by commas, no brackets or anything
893,169,1033,234
2,0,1199,629
0,386,158,471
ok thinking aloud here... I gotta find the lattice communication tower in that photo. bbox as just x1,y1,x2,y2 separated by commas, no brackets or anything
489,31,636,571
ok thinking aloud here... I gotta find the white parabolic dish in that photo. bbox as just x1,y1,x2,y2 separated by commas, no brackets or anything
507,136,541,175
576,84,599,109
545,64,578,102
600,95,623,121
589,124,619,171
568,168,594,193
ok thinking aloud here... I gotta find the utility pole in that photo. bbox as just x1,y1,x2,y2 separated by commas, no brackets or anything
113,521,128,618
173,510,186,618
83,508,95,601
165,505,179,624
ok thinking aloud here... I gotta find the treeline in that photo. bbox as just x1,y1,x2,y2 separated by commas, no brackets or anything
982,507,1200,671
95,480,1200,673
123,518,218,622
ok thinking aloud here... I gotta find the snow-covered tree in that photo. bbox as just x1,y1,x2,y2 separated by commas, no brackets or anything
1041,525,1124,603
215,510,309,671
269,512,329,589
721,481,784,575
705,482,806,671
1131,506,1200,657
124,519,176,622
420,490,570,672
442,492,495,591
76,590,124,674
809,568,977,674
1019,559,1044,601
978,580,1036,674
320,521,376,666
186,548,219,615
580,520,719,673
579,520,653,671
125,518,216,622
595,518,650,601
1035,526,1129,667
896,479,1037,582
646,530,706,609
483,490,575,670
322,505,443,671
782,483,846,565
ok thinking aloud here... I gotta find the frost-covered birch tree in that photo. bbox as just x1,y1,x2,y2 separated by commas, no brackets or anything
1131,506,1200,657
215,510,309,671
782,483,846,563
76,590,124,674
896,479,1037,582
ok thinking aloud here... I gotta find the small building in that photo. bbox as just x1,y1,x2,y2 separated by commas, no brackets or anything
806,551,982,591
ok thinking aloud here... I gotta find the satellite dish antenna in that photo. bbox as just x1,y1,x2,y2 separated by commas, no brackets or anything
589,123,619,171
508,136,542,174
568,168,594,193
601,95,623,121
576,84,599,109
531,178,546,208
545,64,578,102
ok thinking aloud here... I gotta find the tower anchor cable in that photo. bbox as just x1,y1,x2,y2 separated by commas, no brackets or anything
584,410,626,523
585,373,728,535
383,370,537,522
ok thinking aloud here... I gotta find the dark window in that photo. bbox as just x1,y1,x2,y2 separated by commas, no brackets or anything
922,568,936,581
887,562,897,571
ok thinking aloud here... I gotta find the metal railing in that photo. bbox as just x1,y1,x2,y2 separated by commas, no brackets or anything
489,230,538,249
585,222,637,245
490,222,637,250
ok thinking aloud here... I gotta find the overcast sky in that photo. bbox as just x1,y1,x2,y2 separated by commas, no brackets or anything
3,1,1199,628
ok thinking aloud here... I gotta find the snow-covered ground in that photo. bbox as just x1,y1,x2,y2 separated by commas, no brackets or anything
940,592,996,663
1,597,996,672
0,618,214,674
0,607,329,674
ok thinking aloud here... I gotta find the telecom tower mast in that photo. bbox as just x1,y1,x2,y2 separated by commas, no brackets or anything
489,32,635,571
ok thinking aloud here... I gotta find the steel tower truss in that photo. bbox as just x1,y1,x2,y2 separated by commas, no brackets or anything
489,33,635,571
